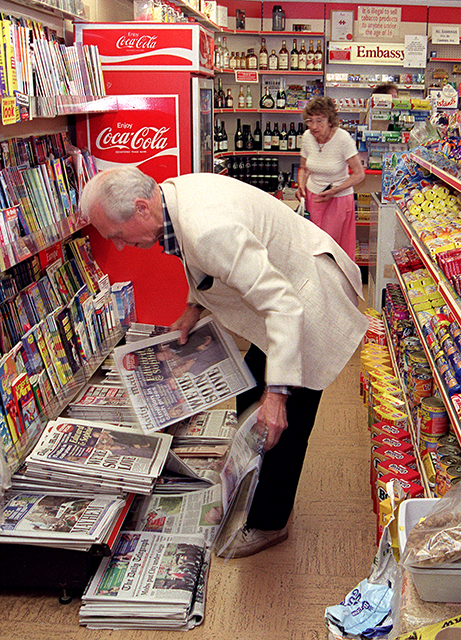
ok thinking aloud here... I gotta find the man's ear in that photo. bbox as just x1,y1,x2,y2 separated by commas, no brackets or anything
134,198,151,219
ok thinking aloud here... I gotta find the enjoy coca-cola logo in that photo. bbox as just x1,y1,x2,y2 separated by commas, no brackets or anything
95,126,171,152
116,33,158,50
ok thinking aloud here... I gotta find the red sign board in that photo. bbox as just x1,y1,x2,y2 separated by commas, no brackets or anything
74,23,214,74
84,95,180,183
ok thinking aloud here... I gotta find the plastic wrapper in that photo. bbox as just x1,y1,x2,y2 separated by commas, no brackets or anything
325,481,401,639
400,482,461,569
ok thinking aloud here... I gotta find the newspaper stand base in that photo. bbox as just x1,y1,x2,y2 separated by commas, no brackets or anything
0,542,111,601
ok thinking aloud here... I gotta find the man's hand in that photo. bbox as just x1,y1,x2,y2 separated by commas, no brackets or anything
257,391,288,451
170,304,202,344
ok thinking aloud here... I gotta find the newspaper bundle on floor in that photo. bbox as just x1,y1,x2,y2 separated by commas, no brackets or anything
79,531,210,630
16,418,172,495
113,317,255,433
67,384,141,428
0,492,133,551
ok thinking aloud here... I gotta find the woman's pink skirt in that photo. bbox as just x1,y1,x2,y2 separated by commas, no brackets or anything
305,191,356,261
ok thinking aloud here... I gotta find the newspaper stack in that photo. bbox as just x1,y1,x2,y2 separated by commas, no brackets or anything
79,531,210,630
67,384,140,427
129,485,223,547
0,492,132,551
18,418,172,495
125,323,171,343
166,409,238,446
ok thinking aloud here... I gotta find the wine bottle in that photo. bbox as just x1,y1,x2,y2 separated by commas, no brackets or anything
238,85,245,109
229,51,237,70
298,40,307,71
314,40,323,71
240,51,246,69
288,122,297,150
246,48,258,69
243,124,254,150
234,118,244,151
276,78,286,109
290,39,299,71
214,36,222,69
271,122,280,151
296,122,304,150
253,121,262,150
219,121,228,152
278,40,289,71
279,123,288,151
259,87,275,109
307,40,315,71
268,49,278,70
263,122,272,150
225,88,234,109
222,36,230,69
245,85,253,108
213,120,220,153
259,38,268,70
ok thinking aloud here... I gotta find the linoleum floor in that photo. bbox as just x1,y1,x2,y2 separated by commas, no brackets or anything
0,298,376,640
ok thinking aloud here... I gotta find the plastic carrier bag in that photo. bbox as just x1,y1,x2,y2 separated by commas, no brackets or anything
400,482,461,570
296,197,310,219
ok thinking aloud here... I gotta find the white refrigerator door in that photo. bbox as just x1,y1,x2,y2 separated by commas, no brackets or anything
191,76,214,173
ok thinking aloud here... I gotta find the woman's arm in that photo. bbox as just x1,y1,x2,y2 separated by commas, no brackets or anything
295,157,310,200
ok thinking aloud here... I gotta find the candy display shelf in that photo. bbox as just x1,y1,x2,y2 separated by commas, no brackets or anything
381,308,431,496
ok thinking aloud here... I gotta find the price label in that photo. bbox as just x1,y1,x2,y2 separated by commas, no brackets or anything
235,70,259,83
2,97,19,125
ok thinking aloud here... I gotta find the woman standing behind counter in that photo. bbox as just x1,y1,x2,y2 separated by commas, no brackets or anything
295,97,365,260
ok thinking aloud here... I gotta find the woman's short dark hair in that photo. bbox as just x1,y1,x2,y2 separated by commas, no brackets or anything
372,82,398,95
303,97,339,128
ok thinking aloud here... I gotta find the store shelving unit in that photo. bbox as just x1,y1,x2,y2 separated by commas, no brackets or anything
381,307,431,496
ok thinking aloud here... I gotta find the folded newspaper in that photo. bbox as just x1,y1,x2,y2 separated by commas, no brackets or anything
21,418,172,495
113,317,255,433
212,406,265,558
79,531,210,630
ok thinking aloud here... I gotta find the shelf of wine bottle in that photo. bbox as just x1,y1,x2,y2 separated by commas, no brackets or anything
215,108,304,114
215,150,301,157
215,68,323,75
227,154,282,192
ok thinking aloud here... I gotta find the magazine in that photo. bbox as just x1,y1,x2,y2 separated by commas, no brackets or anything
79,531,208,630
113,317,255,433
0,491,131,551
23,418,172,495
131,485,223,547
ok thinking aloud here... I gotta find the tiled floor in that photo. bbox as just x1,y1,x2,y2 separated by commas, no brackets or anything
0,300,377,640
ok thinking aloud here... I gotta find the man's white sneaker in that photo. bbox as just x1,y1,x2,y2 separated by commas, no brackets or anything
217,525,288,558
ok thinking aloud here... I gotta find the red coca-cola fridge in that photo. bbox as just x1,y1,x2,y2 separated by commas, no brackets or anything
74,23,214,324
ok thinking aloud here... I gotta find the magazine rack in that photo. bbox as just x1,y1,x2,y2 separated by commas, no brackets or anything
0,542,110,600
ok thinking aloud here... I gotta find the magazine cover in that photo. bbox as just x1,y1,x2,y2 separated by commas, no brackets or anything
113,317,255,433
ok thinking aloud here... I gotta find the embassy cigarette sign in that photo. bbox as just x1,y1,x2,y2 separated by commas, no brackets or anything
329,42,405,65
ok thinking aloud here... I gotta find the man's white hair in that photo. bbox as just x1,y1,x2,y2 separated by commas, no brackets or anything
80,166,158,222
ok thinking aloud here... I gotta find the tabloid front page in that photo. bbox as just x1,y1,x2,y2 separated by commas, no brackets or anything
113,317,255,433
0,492,128,550
24,418,172,493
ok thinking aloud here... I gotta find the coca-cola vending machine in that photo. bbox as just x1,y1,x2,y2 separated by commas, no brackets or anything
74,23,214,324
